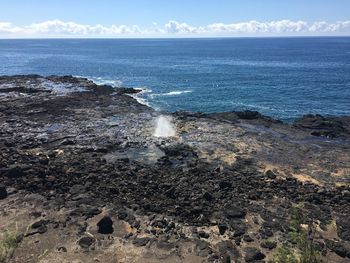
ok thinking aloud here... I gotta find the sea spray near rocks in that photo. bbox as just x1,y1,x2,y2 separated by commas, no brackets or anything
154,115,176,137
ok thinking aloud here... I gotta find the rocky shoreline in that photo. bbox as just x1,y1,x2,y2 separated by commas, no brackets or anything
0,75,349,263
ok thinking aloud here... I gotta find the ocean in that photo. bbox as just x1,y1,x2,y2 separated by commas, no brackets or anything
0,37,349,121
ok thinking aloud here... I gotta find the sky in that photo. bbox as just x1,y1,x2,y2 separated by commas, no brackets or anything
0,0,350,38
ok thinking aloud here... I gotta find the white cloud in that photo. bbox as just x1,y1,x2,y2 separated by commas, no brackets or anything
165,20,197,34
0,19,349,37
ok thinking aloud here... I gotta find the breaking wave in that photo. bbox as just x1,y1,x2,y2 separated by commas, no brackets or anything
151,90,192,97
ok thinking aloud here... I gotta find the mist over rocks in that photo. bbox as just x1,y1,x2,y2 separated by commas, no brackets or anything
0,75,350,262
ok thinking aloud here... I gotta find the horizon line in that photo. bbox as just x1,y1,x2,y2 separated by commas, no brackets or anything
1,35,350,40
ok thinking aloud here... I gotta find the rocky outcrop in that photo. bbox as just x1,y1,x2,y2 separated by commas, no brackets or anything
293,114,350,138
0,75,349,263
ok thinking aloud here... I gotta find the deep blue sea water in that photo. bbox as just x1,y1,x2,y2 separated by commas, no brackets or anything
0,37,350,121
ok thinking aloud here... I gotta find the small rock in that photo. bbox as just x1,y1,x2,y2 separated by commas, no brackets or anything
32,220,47,229
198,231,210,239
84,207,101,219
61,139,76,146
29,220,47,234
243,235,254,242
261,240,277,249
117,210,128,220
24,220,48,236
97,216,114,234
30,211,42,218
0,185,7,199
78,236,95,249
58,246,67,252
218,224,228,235
265,170,277,179
133,237,151,247
36,225,48,234
244,247,265,262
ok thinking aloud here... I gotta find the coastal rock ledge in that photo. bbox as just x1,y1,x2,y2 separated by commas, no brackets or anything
1,75,350,263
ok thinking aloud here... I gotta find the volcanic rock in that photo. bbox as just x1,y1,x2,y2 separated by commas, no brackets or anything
78,236,95,249
97,216,114,234
244,247,266,262
0,185,7,199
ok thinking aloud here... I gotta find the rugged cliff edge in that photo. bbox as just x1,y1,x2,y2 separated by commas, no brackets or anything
0,75,350,263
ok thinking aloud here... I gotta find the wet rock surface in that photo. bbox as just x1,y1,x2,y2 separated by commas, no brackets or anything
0,75,350,263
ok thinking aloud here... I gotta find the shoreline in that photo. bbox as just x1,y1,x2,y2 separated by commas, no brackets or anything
1,75,350,262
75,75,350,125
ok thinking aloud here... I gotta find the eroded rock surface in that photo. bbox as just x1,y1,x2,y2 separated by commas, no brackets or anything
0,75,350,263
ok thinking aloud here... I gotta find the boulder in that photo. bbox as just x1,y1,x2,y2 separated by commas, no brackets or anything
97,215,114,234
244,247,266,262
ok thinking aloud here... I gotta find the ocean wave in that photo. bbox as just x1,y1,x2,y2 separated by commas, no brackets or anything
151,90,192,97
128,87,152,107
130,95,151,107
78,76,123,87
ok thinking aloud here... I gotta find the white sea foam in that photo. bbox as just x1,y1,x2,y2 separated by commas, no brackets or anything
154,115,176,138
151,90,192,97
131,95,151,107
78,76,123,87
93,78,123,87
128,87,152,107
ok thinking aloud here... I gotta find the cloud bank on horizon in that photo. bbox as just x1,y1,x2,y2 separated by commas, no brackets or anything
0,19,350,37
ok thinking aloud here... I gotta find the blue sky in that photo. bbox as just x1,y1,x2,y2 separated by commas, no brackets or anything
0,0,350,37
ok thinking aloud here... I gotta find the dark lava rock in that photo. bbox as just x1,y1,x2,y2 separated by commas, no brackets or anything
236,110,263,120
58,246,67,252
203,192,214,201
219,181,232,189
198,231,210,239
224,206,246,219
265,170,277,179
326,239,349,258
117,210,128,220
218,224,228,235
61,139,76,146
6,165,28,178
83,207,102,219
133,237,151,247
97,216,114,234
337,215,350,241
244,247,266,262
217,240,240,262
243,235,254,242
293,114,349,138
27,220,48,235
0,185,7,199
231,222,247,237
260,240,277,250
31,220,46,229
78,236,95,249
